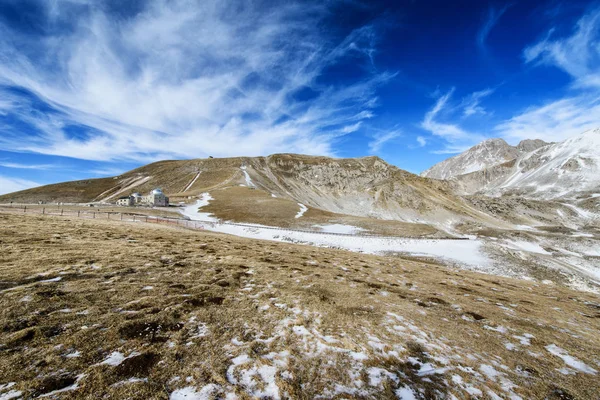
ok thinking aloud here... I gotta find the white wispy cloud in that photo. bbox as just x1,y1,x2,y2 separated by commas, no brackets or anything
426,7,600,153
0,0,392,162
368,130,402,153
0,162,56,170
89,166,127,177
462,88,494,117
523,7,600,88
416,136,427,147
477,5,511,51
420,88,485,151
340,122,363,134
0,175,40,195
495,7,600,142
495,95,600,142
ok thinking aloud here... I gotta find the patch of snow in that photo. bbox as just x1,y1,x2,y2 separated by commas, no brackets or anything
180,213,489,267
181,194,218,222
183,172,201,192
395,386,418,399
240,166,255,188
315,224,364,234
112,377,147,387
39,277,62,283
502,240,551,255
100,352,126,366
0,390,22,400
295,203,308,219
545,344,597,374
170,384,221,400
367,368,398,386
484,325,507,334
513,333,534,346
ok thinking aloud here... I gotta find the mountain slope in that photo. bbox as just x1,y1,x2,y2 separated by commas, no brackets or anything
453,129,600,199
422,138,549,180
0,154,508,232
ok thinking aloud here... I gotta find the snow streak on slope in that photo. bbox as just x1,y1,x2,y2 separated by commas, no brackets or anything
183,172,201,192
295,203,308,219
240,166,255,188
102,176,152,201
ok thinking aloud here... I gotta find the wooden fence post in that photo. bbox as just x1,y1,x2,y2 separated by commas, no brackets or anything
42,208,45,215
24,206,26,213
78,211,80,218
93,212,95,219
61,209,63,216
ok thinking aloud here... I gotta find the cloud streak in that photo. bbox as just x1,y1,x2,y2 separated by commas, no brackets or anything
523,7,600,88
368,129,402,153
0,175,40,195
420,88,485,152
477,5,510,51
462,88,494,117
0,0,392,162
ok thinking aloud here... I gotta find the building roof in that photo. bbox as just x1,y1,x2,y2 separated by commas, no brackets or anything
151,188,163,195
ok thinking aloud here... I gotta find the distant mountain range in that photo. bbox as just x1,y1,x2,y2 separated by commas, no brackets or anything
423,129,600,200
421,138,550,180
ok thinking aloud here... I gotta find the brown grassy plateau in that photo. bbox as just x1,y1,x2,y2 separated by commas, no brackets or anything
1,213,599,399
200,186,441,237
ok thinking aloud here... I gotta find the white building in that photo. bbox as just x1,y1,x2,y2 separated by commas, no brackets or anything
131,192,142,204
116,196,133,206
115,189,169,207
141,189,169,207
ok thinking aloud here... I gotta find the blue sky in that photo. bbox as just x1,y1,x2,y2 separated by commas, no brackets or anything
1,0,600,194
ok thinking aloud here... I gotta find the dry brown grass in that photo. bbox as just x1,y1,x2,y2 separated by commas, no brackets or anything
200,186,441,237
1,212,599,399
3,204,183,219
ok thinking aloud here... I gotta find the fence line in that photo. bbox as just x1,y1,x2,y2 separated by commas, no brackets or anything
0,205,468,240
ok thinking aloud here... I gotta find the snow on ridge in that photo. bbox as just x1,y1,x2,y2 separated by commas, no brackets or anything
494,130,600,198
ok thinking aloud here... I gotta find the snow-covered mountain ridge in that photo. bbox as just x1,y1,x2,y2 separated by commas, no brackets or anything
421,138,549,180
451,129,600,199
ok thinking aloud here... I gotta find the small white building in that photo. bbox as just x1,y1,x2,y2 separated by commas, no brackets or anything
142,188,169,207
131,192,142,205
115,189,169,207
116,196,133,206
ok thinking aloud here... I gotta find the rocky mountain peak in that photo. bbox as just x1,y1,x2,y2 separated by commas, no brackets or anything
516,139,550,153
421,138,518,180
